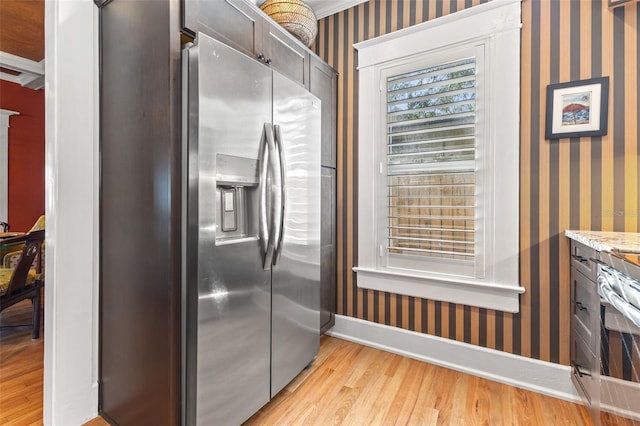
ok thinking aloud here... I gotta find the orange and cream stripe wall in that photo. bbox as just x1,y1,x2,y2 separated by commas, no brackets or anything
314,0,640,366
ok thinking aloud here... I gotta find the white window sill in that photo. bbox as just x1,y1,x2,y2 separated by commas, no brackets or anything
353,267,525,313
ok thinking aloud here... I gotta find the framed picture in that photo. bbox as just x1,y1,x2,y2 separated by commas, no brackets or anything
545,76,609,140
608,0,638,8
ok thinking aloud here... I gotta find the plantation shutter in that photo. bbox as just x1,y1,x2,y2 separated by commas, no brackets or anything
386,57,477,261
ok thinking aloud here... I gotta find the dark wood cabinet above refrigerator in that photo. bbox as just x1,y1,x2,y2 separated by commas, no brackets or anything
182,0,263,59
262,20,310,88
183,0,311,89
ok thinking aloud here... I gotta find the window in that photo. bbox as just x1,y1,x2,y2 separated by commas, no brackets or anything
354,0,524,312
385,51,481,279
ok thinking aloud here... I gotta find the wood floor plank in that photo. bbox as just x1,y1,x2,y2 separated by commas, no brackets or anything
0,299,45,426
383,359,428,425
403,360,440,424
335,349,392,424
366,355,411,423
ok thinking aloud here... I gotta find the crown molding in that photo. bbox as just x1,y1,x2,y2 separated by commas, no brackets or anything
307,0,368,19
0,51,45,90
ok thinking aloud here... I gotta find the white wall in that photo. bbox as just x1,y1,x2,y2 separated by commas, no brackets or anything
44,0,100,424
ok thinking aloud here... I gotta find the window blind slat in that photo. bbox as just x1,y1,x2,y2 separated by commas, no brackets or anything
388,114,475,134
388,246,475,257
387,76,476,103
389,124,475,147
388,101,475,122
389,225,475,233
388,146,474,159
388,88,476,112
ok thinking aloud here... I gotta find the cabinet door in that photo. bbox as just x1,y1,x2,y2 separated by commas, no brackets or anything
571,267,600,355
320,167,336,333
571,332,599,411
183,0,263,59
262,21,309,88
310,56,337,168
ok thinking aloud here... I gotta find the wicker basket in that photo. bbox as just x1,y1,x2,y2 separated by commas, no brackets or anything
260,0,318,47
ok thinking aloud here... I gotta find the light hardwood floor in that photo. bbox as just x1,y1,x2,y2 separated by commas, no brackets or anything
1,300,631,425
0,299,44,426
244,336,596,426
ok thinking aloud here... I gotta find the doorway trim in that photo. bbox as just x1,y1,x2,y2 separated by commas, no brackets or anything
43,1,100,424
0,109,18,224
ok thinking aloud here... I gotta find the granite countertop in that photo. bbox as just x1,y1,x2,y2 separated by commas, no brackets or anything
564,230,640,254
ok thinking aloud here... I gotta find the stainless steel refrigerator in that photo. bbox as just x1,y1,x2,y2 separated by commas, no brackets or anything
183,32,321,425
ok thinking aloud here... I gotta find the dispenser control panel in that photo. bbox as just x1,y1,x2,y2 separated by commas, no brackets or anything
215,154,259,244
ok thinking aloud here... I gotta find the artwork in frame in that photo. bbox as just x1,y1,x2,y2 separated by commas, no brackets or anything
545,76,609,140
608,0,639,8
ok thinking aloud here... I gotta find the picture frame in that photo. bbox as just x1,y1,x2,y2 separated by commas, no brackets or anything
608,0,639,8
545,76,609,140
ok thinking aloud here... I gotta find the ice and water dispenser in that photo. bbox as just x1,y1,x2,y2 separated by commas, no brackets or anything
215,153,260,244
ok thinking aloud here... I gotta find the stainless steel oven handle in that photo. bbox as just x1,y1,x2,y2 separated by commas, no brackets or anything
272,124,286,266
597,268,640,329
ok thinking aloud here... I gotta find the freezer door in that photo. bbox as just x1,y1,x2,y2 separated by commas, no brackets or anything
185,33,273,426
270,72,322,396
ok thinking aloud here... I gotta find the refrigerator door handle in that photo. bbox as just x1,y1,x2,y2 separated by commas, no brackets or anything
273,125,286,266
259,122,279,270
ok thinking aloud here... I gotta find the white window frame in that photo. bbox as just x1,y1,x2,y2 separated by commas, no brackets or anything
353,0,524,312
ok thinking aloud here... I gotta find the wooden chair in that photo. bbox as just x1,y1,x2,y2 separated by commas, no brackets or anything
0,230,45,339
0,215,45,270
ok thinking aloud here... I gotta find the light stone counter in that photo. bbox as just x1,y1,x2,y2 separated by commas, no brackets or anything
565,230,640,254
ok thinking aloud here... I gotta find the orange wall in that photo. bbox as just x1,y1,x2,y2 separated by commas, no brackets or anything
0,80,45,231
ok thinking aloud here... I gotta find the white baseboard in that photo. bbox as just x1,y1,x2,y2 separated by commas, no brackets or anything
601,376,640,421
326,315,582,403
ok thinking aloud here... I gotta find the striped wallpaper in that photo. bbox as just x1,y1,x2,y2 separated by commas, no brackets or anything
314,0,640,365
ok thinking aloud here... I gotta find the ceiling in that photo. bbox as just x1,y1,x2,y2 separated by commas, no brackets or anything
0,0,44,89
0,0,44,61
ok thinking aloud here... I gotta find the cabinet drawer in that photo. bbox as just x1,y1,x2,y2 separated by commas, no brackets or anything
571,268,600,354
571,333,598,407
571,240,598,281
